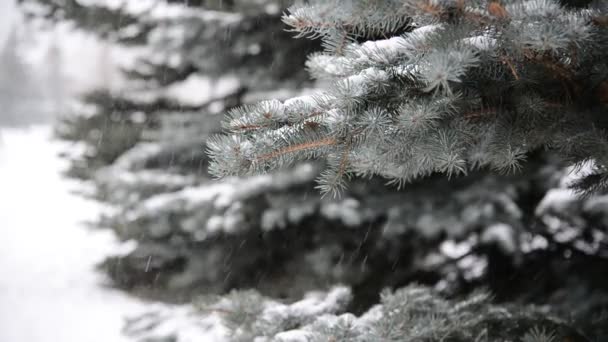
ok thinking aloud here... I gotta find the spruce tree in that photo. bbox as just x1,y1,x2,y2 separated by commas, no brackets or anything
202,0,608,340
21,0,608,341
20,0,329,299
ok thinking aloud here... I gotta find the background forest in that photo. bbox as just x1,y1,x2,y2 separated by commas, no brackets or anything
2,0,608,341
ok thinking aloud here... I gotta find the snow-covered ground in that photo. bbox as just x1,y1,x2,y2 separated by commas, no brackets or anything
0,126,226,342
0,126,145,341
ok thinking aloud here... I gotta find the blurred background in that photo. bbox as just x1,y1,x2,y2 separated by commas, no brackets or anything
0,1,149,341
0,1,320,341
1,1,608,341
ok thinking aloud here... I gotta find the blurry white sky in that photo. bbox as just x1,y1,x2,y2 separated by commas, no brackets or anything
0,0,17,49
0,0,122,94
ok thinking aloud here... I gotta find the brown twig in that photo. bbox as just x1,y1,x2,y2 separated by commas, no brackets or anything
332,139,353,186
487,1,509,19
522,49,582,99
500,55,520,80
255,137,337,161
232,123,268,131
416,0,443,17
523,50,574,80
335,31,349,56
592,16,608,27
597,80,608,105
463,108,499,120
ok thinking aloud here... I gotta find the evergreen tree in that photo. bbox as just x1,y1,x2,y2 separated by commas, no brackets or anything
201,0,608,340
21,0,331,300
21,0,608,341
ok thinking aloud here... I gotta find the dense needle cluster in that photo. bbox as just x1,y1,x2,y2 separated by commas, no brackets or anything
206,284,585,341
209,0,608,196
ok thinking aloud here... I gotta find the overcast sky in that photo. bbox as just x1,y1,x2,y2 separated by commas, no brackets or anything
0,0,17,50
0,0,124,95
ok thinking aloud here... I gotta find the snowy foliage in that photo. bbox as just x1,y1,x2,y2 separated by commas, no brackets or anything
122,305,228,342
26,0,608,341
120,163,318,239
209,284,583,342
209,0,608,196
204,286,351,342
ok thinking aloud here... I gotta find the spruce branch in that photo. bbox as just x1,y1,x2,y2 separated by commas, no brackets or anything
255,136,338,162
208,0,608,194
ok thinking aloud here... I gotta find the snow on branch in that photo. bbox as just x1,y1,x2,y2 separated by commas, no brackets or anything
209,0,608,196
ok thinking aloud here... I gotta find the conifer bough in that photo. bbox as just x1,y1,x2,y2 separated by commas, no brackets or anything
208,0,608,196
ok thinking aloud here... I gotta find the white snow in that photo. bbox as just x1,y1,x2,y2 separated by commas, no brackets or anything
129,74,241,107
583,195,608,215
289,286,351,317
361,36,407,55
273,330,312,342
535,188,578,216
320,198,365,227
462,36,497,51
0,126,226,342
262,208,288,231
0,126,138,342
254,286,352,339
126,163,318,237
307,54,351,77
560,160,595,188
481,223,516,254
440,239,473,259
522,234,549,252
355,24,441,62
306,24,442,77
284,94,319,107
